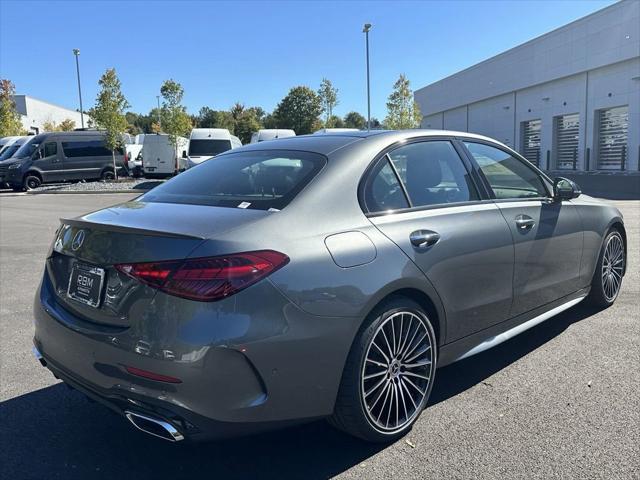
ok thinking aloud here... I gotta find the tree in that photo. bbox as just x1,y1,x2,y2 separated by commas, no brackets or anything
160,79,192,165
325,115,344,128
90,68,129,180
0,79,24,136
272,86,322,135
42,119,75,132
343,111,366,129
197,106,235,131
385,74,422,130
230,103,261,144
318,78,339,126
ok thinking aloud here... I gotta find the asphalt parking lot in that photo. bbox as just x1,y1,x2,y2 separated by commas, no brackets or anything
0,193,638,480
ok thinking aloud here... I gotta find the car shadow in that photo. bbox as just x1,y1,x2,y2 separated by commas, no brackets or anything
0,301,601,480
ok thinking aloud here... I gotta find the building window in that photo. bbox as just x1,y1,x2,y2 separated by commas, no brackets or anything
597,106,629,170
553,113,580,170
520,119,541,167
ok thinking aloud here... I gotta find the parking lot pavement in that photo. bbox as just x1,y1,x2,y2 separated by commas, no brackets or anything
0,194,638,480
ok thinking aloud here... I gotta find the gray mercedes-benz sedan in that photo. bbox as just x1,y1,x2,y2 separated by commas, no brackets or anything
33,130,626,443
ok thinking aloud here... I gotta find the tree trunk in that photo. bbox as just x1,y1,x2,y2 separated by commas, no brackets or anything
112,150,118,181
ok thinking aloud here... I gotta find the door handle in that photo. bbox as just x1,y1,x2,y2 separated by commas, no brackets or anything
515,214,535,230
410,230,440,249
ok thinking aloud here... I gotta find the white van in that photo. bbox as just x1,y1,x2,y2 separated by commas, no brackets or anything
250,129,296,143
0,136,23,155
142,134,189,178
185,128,241,168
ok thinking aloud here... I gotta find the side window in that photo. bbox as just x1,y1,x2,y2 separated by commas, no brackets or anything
388,141,479,207
464,142,548,199
44,142,57,157
62,140,112,158
364,161,410,213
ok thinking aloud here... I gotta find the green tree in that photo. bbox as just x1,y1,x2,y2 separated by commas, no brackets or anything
0,79,24,136
262,113,278,129
273,86,322,134
343,111,366,129
197,106,235,131
385,74,421,129
325,114,344,128
58,118,76,131
318,78,339,126
89,68,129,180
160,79,192,162
230,103,260,144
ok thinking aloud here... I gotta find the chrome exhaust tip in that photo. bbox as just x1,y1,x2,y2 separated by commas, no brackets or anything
124,411,185,442
32,346,47,367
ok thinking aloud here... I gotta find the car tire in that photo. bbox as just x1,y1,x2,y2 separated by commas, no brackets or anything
588,229,625,308
23,174,41,190
101,170,116,182
329,297,437,442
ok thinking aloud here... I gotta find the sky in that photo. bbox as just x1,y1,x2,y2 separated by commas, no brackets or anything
0,0,614,121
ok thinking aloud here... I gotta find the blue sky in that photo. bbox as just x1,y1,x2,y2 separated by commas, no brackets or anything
0,0,613,120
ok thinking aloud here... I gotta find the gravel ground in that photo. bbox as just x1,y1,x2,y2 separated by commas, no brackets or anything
0,194,638,480
29,178,162,193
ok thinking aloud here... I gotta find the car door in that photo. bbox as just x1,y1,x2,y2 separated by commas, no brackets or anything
462,140,583,317
364,139,515,342
33,139,64,182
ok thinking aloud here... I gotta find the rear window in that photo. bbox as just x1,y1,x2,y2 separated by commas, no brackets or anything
140,150,326,210
189,139,232,157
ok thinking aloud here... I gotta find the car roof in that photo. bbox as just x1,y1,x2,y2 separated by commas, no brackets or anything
225,129,511,156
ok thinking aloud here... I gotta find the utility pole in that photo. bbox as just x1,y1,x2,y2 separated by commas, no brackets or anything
73,49,84,128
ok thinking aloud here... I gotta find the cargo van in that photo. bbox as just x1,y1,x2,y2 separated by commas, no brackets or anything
313,128,360,134
141,134,189,178
0,131,125,191
185,128,241,168
250,129,296,143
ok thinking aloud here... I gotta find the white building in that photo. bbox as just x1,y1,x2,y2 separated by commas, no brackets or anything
415,0,640,185
11,95,88,134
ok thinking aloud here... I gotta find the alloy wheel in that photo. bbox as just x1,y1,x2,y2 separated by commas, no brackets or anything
602,233,624,302
361,311,434,433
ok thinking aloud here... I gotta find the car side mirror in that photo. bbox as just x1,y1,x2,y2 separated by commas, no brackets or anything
554,177,581,201
182,150,187,158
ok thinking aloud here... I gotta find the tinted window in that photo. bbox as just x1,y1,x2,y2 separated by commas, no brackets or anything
12,135,44,158
0,144,21,160
62,139,112,157
388,141,479,207
364,161,410,212
465,142,548,199
44,142,57,157
141,150,326,210
188,139,232,157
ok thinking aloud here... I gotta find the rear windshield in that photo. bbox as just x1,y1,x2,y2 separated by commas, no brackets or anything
140,149,326,210
189,139,232,157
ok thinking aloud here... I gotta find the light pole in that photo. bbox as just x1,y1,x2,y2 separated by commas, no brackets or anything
72,49,84,129
156,95,161,129
363,23,372,131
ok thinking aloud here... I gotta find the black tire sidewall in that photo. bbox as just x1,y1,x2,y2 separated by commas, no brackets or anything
24,175,41,190
590,230,624,307
335,297,437,442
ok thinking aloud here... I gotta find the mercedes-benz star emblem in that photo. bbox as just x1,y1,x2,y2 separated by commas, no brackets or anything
71,230,86,251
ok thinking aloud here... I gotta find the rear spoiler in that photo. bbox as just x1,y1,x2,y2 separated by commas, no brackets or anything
60,218,206,240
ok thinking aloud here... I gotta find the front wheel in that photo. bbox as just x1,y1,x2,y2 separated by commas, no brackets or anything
588,229,625,308
23,174,41,190
101,170,116,182
330,297,437,442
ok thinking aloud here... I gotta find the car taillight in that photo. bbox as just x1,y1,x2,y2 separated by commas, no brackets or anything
115,250,289,302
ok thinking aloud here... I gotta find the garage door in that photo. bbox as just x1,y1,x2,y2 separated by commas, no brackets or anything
521,119,541,167
554,113,580,170
597,106,629,170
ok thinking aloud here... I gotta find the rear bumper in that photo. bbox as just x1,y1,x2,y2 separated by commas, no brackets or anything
33,271,360,440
